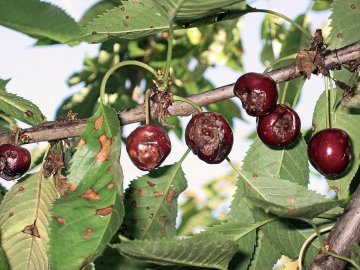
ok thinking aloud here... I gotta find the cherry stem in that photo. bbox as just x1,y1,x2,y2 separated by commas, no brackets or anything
248,6,312,40
163,0,186,82
172,95,203,113
145,89,153,125
324,77,331,129
100,60,157,104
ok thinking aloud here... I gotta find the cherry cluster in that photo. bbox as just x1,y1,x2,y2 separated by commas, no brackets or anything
125,71,352,179
234,72,352,178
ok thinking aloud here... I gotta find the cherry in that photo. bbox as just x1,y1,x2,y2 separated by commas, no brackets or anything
307,128,352,177
185,112,233,164
0,144,31,180
257,104,301,147
233,72,278,117
126,124,171,171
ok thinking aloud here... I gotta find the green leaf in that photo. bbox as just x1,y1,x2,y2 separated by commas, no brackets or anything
312,0,333,11
248,197,341,219
242,136,310,187
312,86,360,199
0,0,80,43
341,72,360,109
328,0,360,49
122,160,187,240
79,0,118,27
155,0,247,20
76,0,169,43
49,104,124,270
115,232,238,270
0,172,58,270
0,246,9,270
0,78,10,90
0,91,45,125
351,244,360,267
248,230,280,270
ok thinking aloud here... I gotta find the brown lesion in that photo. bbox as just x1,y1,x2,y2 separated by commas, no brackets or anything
94,116,104,130
22,223,40,238
96,206,113,217
94,134,111,162
166,189,176,203
80,188,100,201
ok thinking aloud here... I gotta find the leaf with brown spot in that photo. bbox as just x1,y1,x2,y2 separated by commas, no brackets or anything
49,104,124,270
122,161,187,240
0,171,58,270
80,188,100,201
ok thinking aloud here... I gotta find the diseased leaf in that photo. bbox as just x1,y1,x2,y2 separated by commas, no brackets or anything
155,0,247,20
0,91,45,125
79,0,118,27
0,0,80,43
122,160,187,240
0,172,58,270
115,232,238,270
77,0,169,43
248,197,341,219
49,104,124,270
328,0,360,49
312,83,360,199
242,136,309,187
341,73,360,109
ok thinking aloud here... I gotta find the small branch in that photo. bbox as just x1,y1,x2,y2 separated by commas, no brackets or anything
309,184,360,270
0,41,359,145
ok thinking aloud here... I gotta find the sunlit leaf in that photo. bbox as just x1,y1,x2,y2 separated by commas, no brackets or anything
49,104,124,270
0,172,58,270
0,0,80,43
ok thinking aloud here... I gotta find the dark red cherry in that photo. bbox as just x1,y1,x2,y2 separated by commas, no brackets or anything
307,128,352,177
185,112,233,164
233,72,278,117
126,124,171,171
257,104,301,147
0,144,31,180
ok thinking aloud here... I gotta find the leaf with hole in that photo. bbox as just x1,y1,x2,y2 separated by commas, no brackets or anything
115,232,238,270
48,104,124,270
0,172,58,270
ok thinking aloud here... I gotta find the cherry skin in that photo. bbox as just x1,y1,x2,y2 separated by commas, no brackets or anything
307,128,352,177
0,144,31,180
233,72,278,117
257,104,301,147
185,112,233,164
126,124,171,171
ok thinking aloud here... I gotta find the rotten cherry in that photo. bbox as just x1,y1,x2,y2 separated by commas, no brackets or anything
233,72,278,117
0,144,31,180
307,128,352,177
185,112,233,164
126,124,171,171
257,104,301,147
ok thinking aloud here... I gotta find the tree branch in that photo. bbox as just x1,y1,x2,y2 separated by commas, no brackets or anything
309,183,360,270
0,41,359,145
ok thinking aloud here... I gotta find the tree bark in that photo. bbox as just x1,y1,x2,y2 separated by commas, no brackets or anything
309,184,360,270
0,40,358,145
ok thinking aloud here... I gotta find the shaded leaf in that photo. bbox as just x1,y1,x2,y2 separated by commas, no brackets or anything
248,197,340,219
115,232,238,270
328,0,360,49
351,244,360,267
0,0,80,43
341,74,360,109
122,160,187,240
0,172,58,270
312,82,360,199
0,247,9,270
0,91,45,125
155,0,247,21
242,136,309,187
49,105,124,270
248,230,280,270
